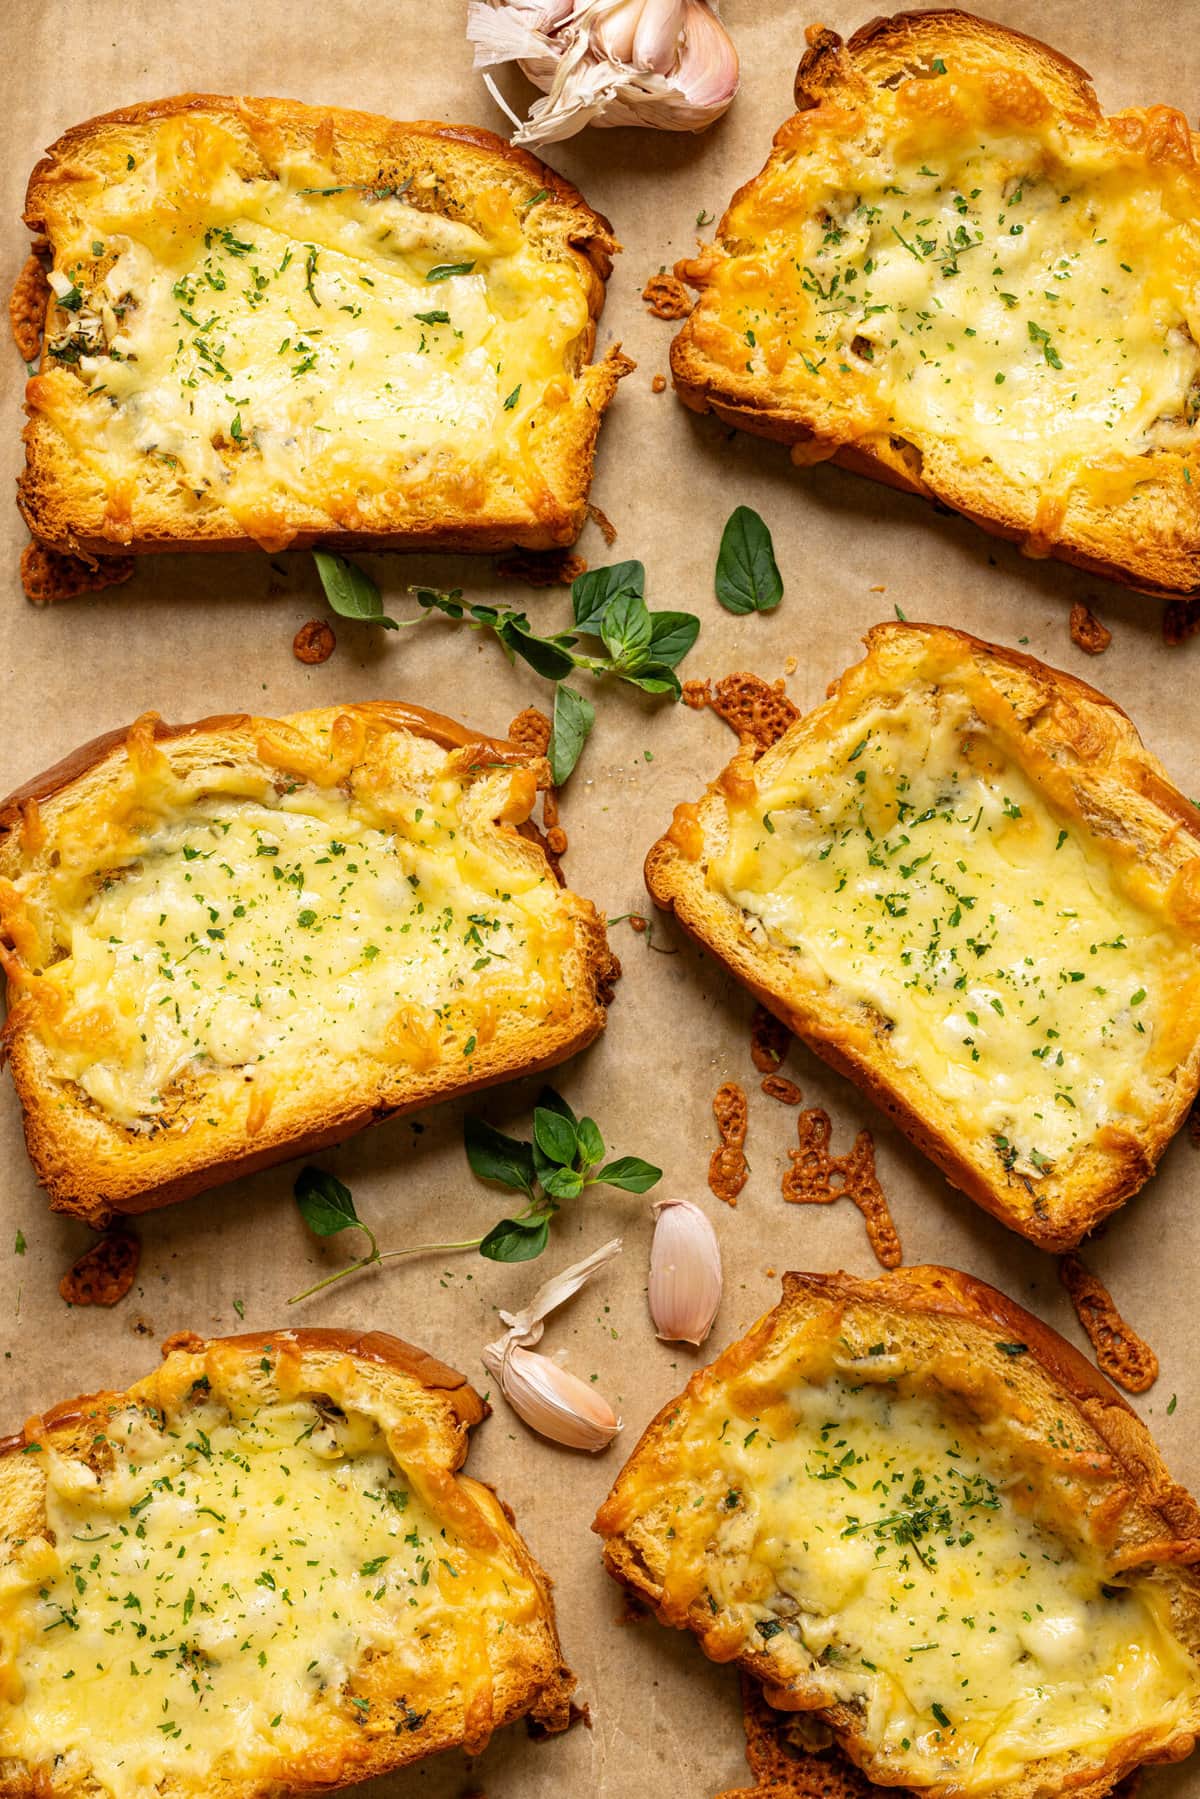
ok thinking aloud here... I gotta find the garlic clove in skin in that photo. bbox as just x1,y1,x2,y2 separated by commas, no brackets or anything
481,1341,620,1451
648,1196,722,1346
673,0,740,113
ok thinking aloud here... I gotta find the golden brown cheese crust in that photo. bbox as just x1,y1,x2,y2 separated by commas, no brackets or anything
595,1266,1200,1799
645,623,1200,1249
670,10,1200,598
0,1329,574,1798
18,94,630,559
0,702,617,1225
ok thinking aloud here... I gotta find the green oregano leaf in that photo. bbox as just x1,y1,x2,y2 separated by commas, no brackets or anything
548,684,595,785
294,1167,361,1236
313,550,398,628
715,506,784,614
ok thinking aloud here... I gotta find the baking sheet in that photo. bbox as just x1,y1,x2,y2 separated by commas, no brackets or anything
3,3,1200,1794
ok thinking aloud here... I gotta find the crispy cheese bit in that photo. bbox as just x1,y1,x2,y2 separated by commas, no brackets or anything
642,273,693,319
1070,602,1113,656
293,619,336,664
709,1080,749,1207
1060,1254,1159,1393
1163,600,1200,646
782,1108,903,1268
59,1230,140,1307
761,1075,803,1106
496,551,586,587
507,706,552,757
19,541,134,606
682,678,712,711
10,254,49,361
710,674,799,753
587,501,618,545
749,1004,790,1073
651,374,667,394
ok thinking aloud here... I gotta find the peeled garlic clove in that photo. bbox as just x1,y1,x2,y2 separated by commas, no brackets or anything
482,1342,620,1451
648,1196,722,1346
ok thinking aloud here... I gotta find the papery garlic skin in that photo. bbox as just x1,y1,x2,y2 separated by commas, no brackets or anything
482,1341,620,1451
466,0,739,148
648,1196,722,1346
481,1237,623,1451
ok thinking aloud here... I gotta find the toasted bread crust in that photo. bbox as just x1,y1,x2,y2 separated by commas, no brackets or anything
670,9,1200,599
645,624,1200,1250
595,1266,1200,1799
0,702,617,1225
17,93,630,559
0,1330,574,1796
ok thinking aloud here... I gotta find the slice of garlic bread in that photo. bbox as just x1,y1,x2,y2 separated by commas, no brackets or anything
671,10,1200,596
645,624,1200,1250
0,1328,573,1798
18,95,630,559
595,1266,1200,1799
0,703,616,1224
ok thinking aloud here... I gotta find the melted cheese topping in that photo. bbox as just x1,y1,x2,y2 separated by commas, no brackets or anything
710,676,1197,1184
693,66,1200,497
628,1343,1199,1788
0,1381,540,1797
36,116,592,543
12,733,570,1129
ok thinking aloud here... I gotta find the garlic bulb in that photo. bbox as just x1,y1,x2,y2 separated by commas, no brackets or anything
647,1197,722,1346
482,1238,622,1451
466,0,740,148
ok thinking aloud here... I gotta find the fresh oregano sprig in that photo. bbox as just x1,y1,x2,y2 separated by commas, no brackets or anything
311,549,700,785
468,1085,661,1262
289,1087,660,1300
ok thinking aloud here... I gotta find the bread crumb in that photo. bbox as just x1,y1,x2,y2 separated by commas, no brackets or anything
21,540,134,605
762,1075,803,1105
784,655,798,675
292,619,335,664
869,583,886,593
10,254,49,362
782,1110,902,1268
642,273,693,320
651,374,667,393
587,501,618,545
629,914,648,933
60,1231,140,1307
1069,601,1111,656
496,550,586,587
1060,1255,1158,1393
709,1081,749,1206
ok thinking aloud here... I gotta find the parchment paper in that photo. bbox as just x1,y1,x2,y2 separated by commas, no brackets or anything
3,4,1200,1794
